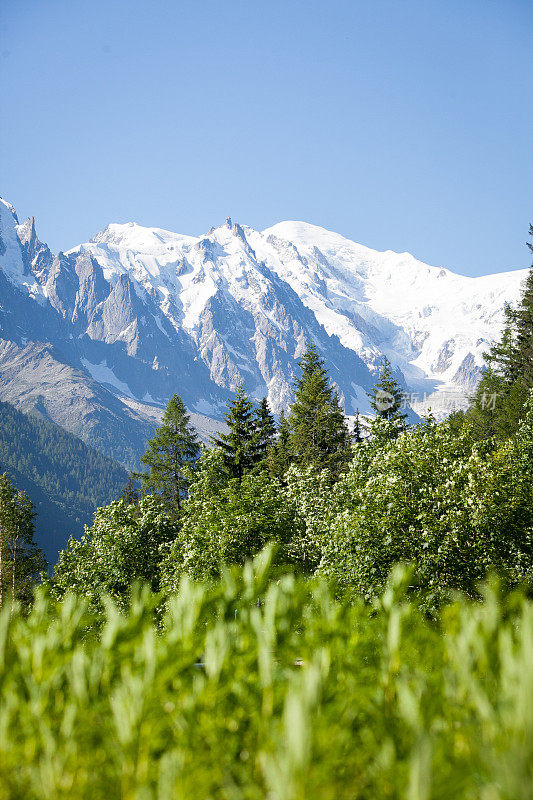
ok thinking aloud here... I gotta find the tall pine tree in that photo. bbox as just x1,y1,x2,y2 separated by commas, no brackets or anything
120,477,140,506
288,341,350,474
352,409,365,444
139,394,200,510
367,357,408,424
254,398,276,461
212,383,261,479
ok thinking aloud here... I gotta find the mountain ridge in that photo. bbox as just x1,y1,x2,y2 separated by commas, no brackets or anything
66,209,526,414
0,196,528,468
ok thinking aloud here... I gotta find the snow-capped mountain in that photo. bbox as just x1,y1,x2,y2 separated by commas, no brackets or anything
0,196,527,465
68,212,526,415
250,221,526,415
67,216,373,413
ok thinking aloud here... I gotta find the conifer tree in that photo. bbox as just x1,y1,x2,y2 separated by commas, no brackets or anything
486,305,520,382
367,357,408,425
120,477,140,506
269,409,292,479
212,383,260,479
254,397,276,464
469,304,520,440
352,409,365,444
469,366,509,440
514,268,533,384
288,341,350,473
139,394,200,510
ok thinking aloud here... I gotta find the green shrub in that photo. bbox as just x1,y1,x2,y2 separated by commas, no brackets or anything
161,450,302,587
51,495,179,612
311,415,533,605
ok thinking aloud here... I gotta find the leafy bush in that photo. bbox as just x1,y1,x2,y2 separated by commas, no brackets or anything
161,449,302,588
3,549,533,799
302,414,533,605
51,495,179,611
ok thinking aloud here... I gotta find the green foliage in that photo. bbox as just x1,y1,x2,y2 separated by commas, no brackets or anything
4,551,533,799
351,408,364,443
50,495,179,612
0,473,46,608
254,396,276,463
120,476,140,506
288,341,350,474
469,326,526,441
161,449,302,587
138,394,200,510
313,413,533,606
268,408,292,480
0,399,128,563
54,393,533,608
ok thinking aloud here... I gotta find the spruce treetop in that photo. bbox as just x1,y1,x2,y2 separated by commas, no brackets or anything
352,409,365,444
254,397,276,459
139,393,200,510
288,340,350,473
212,382,261,479
367,356,408,424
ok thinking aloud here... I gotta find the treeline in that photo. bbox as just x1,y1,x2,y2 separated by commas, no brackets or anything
48,340,411,605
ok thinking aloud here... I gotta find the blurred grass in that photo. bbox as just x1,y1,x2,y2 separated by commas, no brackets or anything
1,548,533,799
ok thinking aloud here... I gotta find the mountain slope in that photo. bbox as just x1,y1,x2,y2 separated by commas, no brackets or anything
0,195,528,467
0,338,158,468
71,213,526,416
0,399,129,564
67,217,374,412
253,221,526,413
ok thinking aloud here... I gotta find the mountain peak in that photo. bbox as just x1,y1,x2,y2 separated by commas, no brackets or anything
0,197,19,224
16,216,38,248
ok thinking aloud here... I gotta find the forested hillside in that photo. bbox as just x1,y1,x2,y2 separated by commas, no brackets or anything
0,400,128,563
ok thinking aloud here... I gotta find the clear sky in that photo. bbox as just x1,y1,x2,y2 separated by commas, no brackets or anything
1,0,531,277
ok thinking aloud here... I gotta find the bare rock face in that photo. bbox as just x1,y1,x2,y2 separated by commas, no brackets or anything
452,353,482,395
0,196,527,467
17,215,52,277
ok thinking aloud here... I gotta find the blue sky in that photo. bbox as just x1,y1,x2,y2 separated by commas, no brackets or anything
1,0,531,276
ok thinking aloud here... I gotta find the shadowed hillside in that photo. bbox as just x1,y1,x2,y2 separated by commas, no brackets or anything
0,399,129,564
